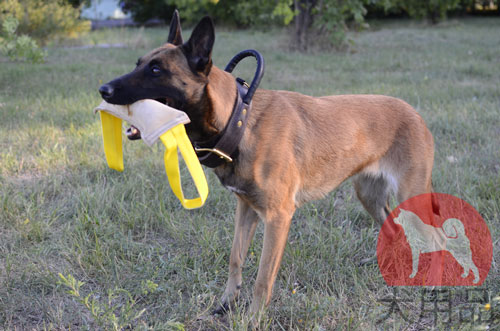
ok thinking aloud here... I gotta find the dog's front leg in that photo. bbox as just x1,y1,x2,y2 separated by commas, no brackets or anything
215,197,259,314
249,205,295,320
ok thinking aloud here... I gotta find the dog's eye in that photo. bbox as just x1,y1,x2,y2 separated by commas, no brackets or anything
151,65,161,75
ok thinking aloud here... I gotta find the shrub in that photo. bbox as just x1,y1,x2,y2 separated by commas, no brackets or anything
0,0,91,45
0,15,46,63
119,0,177,25
390,0,461,22
289,0,372,51
120,0,289,27
205,0,289,27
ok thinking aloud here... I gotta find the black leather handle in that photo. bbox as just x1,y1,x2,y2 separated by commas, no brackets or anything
224,49,265,104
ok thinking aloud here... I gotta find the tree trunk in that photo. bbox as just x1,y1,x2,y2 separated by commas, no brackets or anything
294,0,316,51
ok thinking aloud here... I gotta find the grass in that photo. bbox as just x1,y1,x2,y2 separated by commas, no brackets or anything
1,17,499,330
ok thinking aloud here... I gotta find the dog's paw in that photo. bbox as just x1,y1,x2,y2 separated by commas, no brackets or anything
212,302,229,316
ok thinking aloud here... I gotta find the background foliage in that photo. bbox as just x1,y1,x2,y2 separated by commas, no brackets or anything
0,15,46,63
120,0,290,27
119,0,498,49
1,0,494,55
0,0,91,45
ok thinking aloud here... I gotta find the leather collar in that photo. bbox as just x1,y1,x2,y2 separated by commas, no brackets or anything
194,78,250,168
194,50,264,168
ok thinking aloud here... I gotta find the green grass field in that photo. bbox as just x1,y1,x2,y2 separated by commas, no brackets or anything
1,18,499,330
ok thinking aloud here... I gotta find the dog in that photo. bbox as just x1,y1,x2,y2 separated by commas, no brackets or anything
98,11,435,320
393,208,479,283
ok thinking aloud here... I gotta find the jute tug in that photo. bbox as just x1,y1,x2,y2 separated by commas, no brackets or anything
94,99,208,209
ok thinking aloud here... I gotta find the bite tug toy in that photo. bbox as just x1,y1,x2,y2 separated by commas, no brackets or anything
94,99,208,209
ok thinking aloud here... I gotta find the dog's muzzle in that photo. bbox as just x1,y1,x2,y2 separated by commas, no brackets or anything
99,84,114,100
99,84,141,140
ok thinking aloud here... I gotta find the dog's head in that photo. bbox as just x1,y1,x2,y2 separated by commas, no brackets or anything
98,11,217,139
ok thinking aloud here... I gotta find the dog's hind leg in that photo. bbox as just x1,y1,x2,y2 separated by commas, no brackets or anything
354,174,392,225
214,197,259,315
395,141,434,206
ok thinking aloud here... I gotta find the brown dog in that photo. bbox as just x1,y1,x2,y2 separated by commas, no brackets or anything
99,11,435,320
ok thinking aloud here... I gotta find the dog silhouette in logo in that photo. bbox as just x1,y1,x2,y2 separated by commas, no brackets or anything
393,209,479,283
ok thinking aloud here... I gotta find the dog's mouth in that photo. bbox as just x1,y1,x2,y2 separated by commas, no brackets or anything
125,97,174,141
125,126,142,140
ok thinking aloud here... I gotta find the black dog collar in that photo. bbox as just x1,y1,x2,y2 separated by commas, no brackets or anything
195,50,265,168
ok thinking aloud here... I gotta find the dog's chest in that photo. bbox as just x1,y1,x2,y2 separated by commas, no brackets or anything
214,163,254,197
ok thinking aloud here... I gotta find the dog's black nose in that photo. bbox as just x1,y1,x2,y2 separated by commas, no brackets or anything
99,84,114,100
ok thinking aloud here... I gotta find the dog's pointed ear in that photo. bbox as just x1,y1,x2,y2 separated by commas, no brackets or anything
182,16,214,75
167,9,183,45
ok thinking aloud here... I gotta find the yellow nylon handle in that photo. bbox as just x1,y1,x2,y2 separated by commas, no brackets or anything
160,124,208,209
100,111,124,172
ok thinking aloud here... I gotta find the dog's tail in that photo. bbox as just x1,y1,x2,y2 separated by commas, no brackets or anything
442,218,466,239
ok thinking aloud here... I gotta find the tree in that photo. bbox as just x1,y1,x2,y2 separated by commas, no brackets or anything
291,0,371,51
294,0,315,52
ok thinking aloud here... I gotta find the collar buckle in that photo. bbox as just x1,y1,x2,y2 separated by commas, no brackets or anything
194,147,233,163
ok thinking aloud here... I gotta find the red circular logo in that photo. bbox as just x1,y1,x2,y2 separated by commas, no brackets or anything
377,193,492,286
